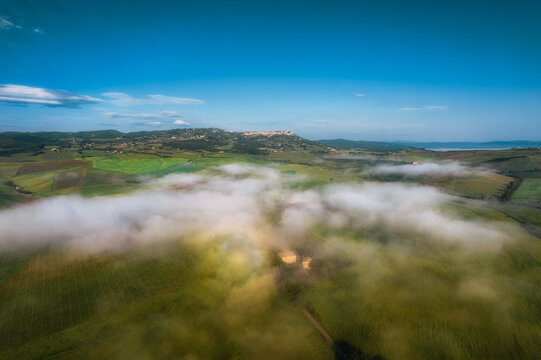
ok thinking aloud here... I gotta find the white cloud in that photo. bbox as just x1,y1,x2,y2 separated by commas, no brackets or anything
0,86,203,109
352,92,366,97
102,92,204,106
162,110,180,117
103,110,190,126
0,17,14,30
100,92,145,106
105,112,165,120
148,94,204,105
322,182,509,249
0,16,41,33
0,84,101,107
0,165,515,253
104,110,184,121
0,164,525,358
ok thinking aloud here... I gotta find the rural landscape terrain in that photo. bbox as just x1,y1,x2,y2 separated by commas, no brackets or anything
0,128,540,360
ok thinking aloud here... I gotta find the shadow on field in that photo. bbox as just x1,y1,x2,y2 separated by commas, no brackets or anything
334,340,386,360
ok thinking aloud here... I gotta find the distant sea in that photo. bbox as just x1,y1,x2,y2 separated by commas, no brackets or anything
398,141,541,151
427,147,516,151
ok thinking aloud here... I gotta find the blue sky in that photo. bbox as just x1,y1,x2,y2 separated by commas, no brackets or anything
0,0,540,141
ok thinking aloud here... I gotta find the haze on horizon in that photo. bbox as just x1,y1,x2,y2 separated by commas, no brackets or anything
0,0,540,142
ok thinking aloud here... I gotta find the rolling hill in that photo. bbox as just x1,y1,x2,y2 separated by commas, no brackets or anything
317,139,416,152
0,128,330,156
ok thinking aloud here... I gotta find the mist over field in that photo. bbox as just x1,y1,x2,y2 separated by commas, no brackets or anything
0,143,539,360
367,162,488,178
1,0,541,358
0,163,535,357
0,164,514,253
1,163,538,360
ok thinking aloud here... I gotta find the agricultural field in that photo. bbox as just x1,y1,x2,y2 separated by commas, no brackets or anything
0,134,540,360
92,155,188,174
512,178,541,205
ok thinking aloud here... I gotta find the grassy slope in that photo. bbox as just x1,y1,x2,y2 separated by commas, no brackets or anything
305,239,541,360
0,244,331,360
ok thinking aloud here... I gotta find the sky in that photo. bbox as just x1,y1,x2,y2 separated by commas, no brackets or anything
0,0,540,141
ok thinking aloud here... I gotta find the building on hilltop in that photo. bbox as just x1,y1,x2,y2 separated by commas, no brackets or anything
242,131,294,137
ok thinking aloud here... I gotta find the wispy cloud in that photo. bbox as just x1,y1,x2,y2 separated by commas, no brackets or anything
399,105,448,111
424,105,448,110
0,84,101,107
161,110,180,117
0,83,202,110
0,16,20,30
0,16,41,33
102,92,204,106
103,110,190,126
104,111,170,120
352,92,366,97
147,94,204,105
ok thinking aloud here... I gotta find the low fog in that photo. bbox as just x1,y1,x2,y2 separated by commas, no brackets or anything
367,161,488,178
1,164,538,360
0,164,514,253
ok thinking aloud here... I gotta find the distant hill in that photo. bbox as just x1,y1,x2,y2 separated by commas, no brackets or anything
0,128,329,156
317,139,415,152
396,140,541,150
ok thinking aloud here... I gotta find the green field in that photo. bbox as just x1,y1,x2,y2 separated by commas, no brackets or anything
92,155,188,174
0,146,540,360
0,244,332,360
512,178,541,203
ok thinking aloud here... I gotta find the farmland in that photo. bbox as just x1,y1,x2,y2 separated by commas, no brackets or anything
0,130,540,360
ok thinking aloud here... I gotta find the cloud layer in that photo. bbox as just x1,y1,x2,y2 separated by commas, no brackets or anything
0,164,513,253
103,110,190,127
102,92,204,106
0,84,101,107
0,85,203,110
0,16,41,33
0,16,16,30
